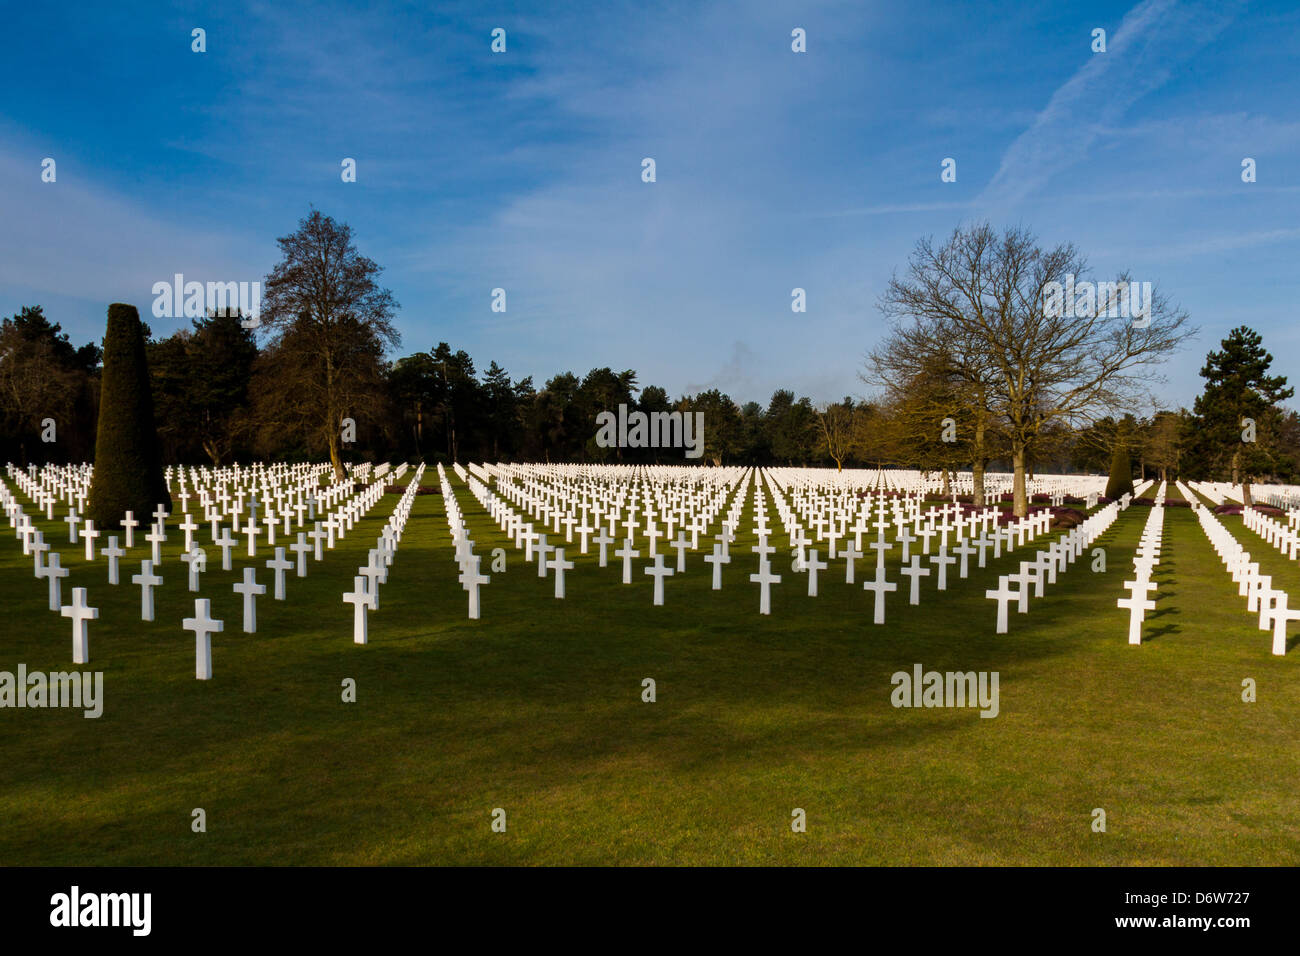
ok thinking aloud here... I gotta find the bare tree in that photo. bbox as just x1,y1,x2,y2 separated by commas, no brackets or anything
864,333,1000,501
816,399,857,471
260,209,399,480
879,223,1194,516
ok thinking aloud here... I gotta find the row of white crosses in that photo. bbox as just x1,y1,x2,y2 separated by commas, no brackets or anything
3,476,177,665
1241,505,1300,562
449,467,492,618
1249,483,1300,512
764,466,1110,509
984,501,1123,634
342,464,426,644
1,478,101,664
1193,499,1297,656
746,474,781,614
471,462,1083,621
1117,482,1166,645
9,461,352,579
765,467,1074,623
1186,480,1230,506
11,461,334,552
476,463,748,609
4,460,396,673
147,472,388,637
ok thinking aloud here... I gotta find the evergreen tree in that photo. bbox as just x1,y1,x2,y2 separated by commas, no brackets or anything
87,303,171,527
1190,327,1293,505
1104,435,1134,499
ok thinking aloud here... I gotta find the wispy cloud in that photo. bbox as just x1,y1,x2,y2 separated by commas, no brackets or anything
980,0,1248,208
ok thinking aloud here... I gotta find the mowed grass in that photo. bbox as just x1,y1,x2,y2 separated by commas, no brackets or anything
1,473,1297,866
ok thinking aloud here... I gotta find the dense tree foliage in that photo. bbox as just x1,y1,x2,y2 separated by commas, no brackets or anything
6,305,1298,480
0,306,100,465
3,216,1296,486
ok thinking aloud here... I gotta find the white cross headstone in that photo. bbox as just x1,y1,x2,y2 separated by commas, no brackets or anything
307,523,326,561
181,547,207,592
101,536,125,584
266,547,293,600
803,548,827,597
458,554,489,619
616,539,640,584
38,551,69,611
145,525,166,565
593,527,613,567
671,531,690,573
930,546,956,590
183,598,223,679
842,541,862,585
549,548,575,599
81,519,100,561
1265,590,1300,656
749,562,781,615
644,552,673,605
704,543,729,590
535,533,553,579
180,512,199,553
132,560,163,622
985,576,1019,634
343,576,374,644
953,538,976,578
359,550,387,608
862,567,896,624
900,554,931,605
60,587,98,664
233,567,266,633
1118,577,1157,645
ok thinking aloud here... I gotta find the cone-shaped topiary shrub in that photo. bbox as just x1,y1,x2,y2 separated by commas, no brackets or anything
1104,440,1135,500
87,303,171,527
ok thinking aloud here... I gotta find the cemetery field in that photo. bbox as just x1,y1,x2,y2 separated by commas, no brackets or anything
1,475,1298,866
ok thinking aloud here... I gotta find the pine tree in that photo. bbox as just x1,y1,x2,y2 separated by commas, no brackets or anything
87,304,171,527
1190,327,1293,505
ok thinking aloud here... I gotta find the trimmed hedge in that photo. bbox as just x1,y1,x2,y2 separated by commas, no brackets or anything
87,304,172,528
1104,442,1135,500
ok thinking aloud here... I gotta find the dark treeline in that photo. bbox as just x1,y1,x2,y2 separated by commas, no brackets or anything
0,304,833,468
5,302,1300,485
4,215,1298,503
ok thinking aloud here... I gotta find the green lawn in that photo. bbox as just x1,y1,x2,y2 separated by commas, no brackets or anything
1,473,1297,865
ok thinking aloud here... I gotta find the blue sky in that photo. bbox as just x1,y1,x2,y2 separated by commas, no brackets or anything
2,0,1297,410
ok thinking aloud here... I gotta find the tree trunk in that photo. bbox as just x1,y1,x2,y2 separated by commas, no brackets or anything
328,423,344,482
1012,443,1029,517
1242,481,1253,506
